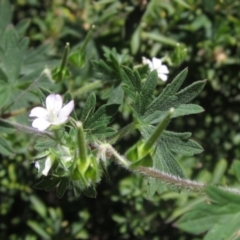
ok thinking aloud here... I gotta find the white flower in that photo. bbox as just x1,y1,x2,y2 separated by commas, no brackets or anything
142,57,169,81
30,94,74,131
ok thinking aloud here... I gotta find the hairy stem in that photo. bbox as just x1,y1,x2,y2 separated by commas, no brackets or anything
103,143,240,195
72,81,102,97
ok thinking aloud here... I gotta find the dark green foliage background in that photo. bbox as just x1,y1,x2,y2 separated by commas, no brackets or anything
1,0,240,239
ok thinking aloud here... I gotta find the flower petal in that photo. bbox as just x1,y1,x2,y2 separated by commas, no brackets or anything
29,107,48,118
152,57,162,68
32,118,51,131
42,157,52,176
142,56,149,65
52,117,68,125
142,57,154,70
46,94,63,113
159,64,169,74
158,73,168,81
35,161,40,171
58,100,74,119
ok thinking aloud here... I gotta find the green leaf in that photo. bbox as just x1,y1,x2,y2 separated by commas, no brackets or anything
86,104,119,128
29,195,47,219
176,80,207,104
210,159,227,184
0,0,12,36
107,85,124,105
1,27,26,82
57,177,70,198
172,104,204,118
130,154,153,169
142,70,206,127
34,140,56,151
82,186,97,198
141,70,158,112
121,85,136,100
38,87,52,104
142,32,178,46
81,93,96,123
141,109,174,155
204,213,240,240
139,123,203,195
0,135,14,155
233,160,240,182
0,119,15,133
0,84,10,107
131,27,141,54
160,131,203,156
0,67,8,83
206,186,240,206
176,205,219,234
34,177,61,191
27,220,51,240
72,180,85,197
139,125,185,194
167,68,189,94
177,187,240,239
121,67,141,93
15,18,31,36
144,68,189,116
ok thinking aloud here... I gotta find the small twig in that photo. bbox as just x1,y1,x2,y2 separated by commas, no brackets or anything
0,118,54,138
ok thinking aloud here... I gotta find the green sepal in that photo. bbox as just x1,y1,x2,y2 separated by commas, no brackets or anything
125,142,140,162
52,42,70,82
129,153,153,169
84,155,99,182
69,25,95,68
140,108,174,155
52,66,70,83
71,166,88,186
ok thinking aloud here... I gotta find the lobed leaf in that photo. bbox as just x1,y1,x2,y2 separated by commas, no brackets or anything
81,93,96,123
34,140,57,151
176,80,207,104
121,66,141,92
172,104,204,118
177,187,240,239
86,103,119,127
160,131,203,156
141,70,158,112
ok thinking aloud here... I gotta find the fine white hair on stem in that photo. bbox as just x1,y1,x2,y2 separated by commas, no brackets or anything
102,143,240,195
